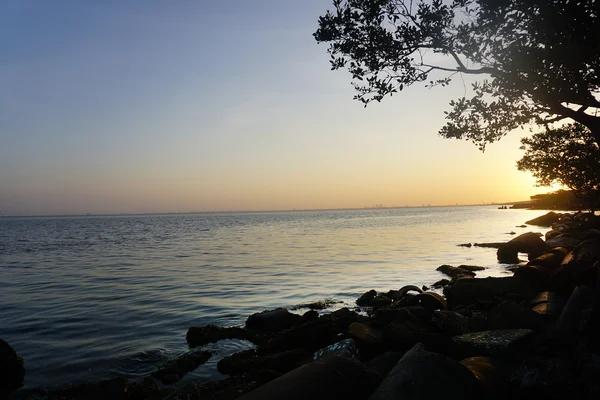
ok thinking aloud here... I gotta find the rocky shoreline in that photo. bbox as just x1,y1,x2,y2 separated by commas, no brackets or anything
3,211,600,399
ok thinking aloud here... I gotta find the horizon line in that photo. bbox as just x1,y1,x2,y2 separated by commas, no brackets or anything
0,201,530,218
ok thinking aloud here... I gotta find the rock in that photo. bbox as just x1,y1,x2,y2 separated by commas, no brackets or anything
487,301,544,331
245,308,302,333
292,298,341,310
545,229,562,240
554,285,596,337
349,322,383,344
474,242,506,248
356,289,377,306
186,325,251,347
301,310,319,323
365,352,403,378
432,278,451,288
437,264,476,278
371,306,433,327
546,235,582,249
452,329,534,357
530,291,566,319
458,243,472,247
0,339,25,398
459,265,486,272
237,356,381,400
126,377,159,400
550,238,600,293
369,343,482,400
497,232,548,263
526,212,561,227
217,349,310,376
267,308,359,352
45,377,129,400
151,350,212,384
444,277,535,310
414,292,447,310
516,225,527,228
528,248,568,269
163,377,258,400
313,339,358,360
432,310,471,336
460,357,508,400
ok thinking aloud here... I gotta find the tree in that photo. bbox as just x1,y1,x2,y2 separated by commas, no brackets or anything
314,0,600,150
517,123,600,208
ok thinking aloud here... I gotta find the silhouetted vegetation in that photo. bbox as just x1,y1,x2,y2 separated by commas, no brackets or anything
315,0,600,150
528,190,599,211
517,124,600,210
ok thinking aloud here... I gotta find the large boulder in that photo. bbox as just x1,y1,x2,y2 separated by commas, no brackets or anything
0,339,25,398
452,329,533,357
497,232,548,263
487,301,544,331
238,356,381,400
369,343,482,400
525,212,562,227
217,349,310,377
545,235,582,249
443,277,535,310
245,308,303,333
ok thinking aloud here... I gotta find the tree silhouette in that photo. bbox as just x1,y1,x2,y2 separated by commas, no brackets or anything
314,0,600,150
517,123,600,208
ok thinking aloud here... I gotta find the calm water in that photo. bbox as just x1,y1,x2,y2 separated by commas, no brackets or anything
0,206,550,391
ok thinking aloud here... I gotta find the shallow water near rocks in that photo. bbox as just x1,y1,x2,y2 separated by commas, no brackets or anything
0,206,550,390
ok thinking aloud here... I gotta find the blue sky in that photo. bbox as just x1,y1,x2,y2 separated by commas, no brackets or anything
0,1,546,215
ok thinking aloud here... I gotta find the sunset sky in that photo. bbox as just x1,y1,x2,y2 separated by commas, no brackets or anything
1,0,553,216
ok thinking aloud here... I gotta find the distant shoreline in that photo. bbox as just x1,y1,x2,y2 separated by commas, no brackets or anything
0,202,523,219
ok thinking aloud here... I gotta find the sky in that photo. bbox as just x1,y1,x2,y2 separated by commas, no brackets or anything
0,0,553,216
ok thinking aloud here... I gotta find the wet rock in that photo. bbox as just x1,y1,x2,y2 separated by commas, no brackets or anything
217,349,309,376
46,377,129,400
516,225,527,228
545,229,561,240
528,247,568,269
151,350,212,384
432,310,471,336
301,310,319,323
356,289,377,306
452,329,534,357
126,377,159,400
526,212,561,227
444,277,535,310
459,265,486,272
437,264,476,278
497,232,548,263
432,278,451,288
473,242,506,249
458,243,472,247
487,301,544,331
267,308,359,352
164,377,258,400
369,343,482,400
186,325,251,347
554,285,595,337
0,338,25,398
245,308,302,333
237,356,381,400
291,298,341,311
313,338,358,360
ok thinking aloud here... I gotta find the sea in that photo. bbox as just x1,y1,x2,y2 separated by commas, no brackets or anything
0,206,551,392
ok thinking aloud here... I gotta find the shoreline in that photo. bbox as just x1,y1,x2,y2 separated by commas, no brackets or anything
4,210,600,399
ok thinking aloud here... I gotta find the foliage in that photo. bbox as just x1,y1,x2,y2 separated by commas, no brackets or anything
314,0,600,150
517,124,600,203
529,190,592,211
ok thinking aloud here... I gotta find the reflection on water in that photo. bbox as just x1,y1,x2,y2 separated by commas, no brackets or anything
0,206,549,389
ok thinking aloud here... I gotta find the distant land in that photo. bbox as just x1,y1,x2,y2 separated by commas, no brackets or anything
0,201,531,218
